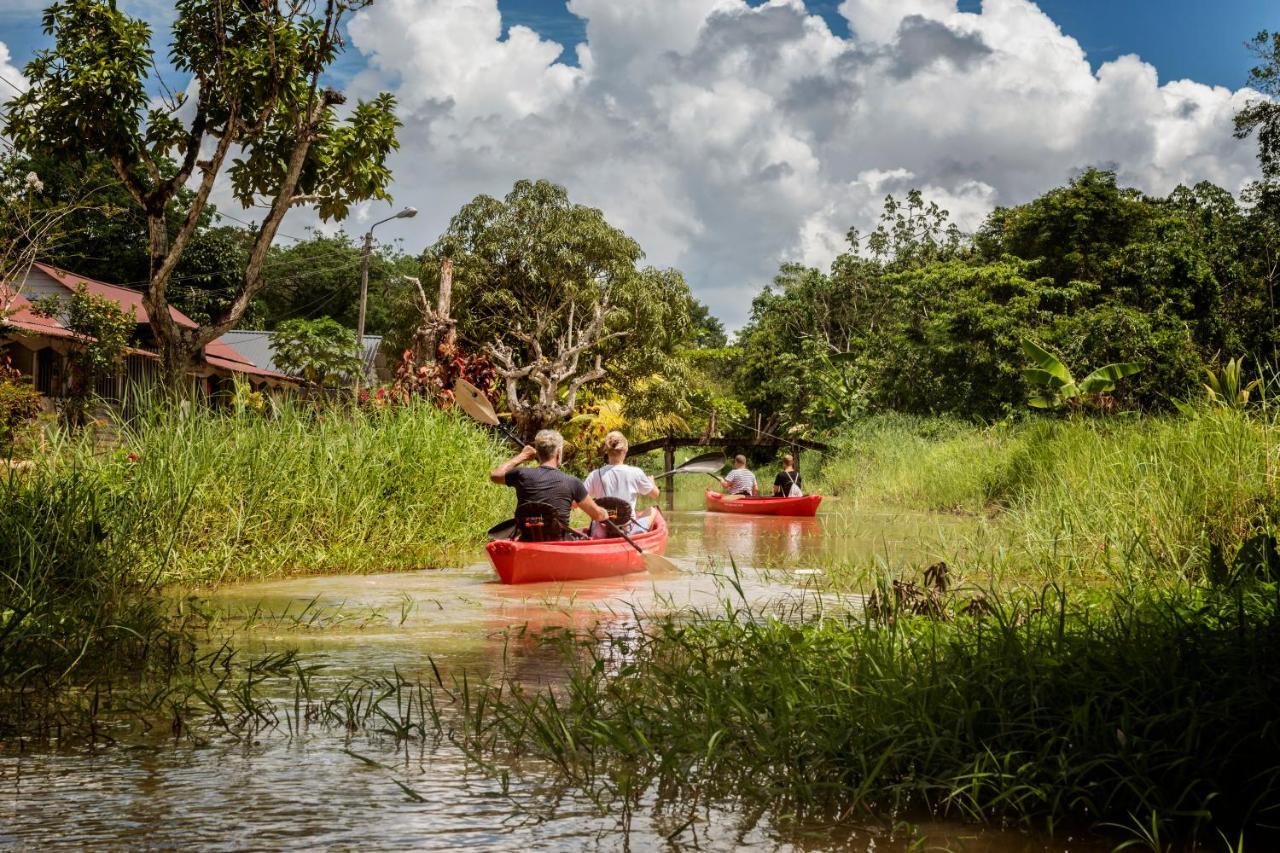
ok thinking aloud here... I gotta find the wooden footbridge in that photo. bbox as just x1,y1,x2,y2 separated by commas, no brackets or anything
628,434,830,511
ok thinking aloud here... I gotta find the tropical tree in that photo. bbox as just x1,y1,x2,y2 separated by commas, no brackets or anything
426,179,700,440
4,0,400,392
1020,339,1142,411
269,317,364,387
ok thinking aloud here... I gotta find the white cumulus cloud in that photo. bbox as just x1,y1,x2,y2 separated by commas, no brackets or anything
336,0,1259,328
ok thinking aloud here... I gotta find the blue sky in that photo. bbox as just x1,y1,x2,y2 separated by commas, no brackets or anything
494,0,1275,88
2,1,1275,90
1,1,1274,328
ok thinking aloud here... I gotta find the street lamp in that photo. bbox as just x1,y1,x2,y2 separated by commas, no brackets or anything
356,206,416,387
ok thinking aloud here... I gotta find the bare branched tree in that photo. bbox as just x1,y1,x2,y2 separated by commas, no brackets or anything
490,299,626,442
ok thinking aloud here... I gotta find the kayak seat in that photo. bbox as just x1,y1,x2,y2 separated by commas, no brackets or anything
594,496,633,527
515,501,566,542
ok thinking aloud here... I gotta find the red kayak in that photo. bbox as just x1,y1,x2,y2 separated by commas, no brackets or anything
486,510,669,584
705,490,822,517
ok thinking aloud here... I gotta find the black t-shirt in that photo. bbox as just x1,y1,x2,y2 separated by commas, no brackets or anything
505,465,588,529
773,470,802,496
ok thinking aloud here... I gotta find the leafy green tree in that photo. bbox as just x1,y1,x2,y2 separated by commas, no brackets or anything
269,317,364,387
31,284,133,426
425,179,701,438
256,231,418,335
1235,31,1280,180
5,0,400,391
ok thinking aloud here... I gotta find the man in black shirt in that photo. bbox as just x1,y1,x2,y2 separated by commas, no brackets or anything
489,428,609,535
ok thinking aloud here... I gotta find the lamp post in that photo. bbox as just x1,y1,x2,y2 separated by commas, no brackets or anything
356,206,416,388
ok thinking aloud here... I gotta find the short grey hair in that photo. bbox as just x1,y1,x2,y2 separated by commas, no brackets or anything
533,429,564,462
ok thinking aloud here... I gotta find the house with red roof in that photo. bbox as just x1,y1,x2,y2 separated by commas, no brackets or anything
1,262,295,407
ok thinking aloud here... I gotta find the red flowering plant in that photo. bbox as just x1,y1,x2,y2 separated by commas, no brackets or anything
380,338,497,410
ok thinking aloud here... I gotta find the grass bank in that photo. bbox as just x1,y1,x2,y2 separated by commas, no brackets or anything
38,402,508,584
452,575,1280,847
1,402,506,733
817,410,1278,578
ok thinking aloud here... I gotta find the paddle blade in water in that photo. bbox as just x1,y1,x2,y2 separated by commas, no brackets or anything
454,378,499,427
642,551,681,575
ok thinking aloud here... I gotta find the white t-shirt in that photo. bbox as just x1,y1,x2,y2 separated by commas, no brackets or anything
584,463,656,511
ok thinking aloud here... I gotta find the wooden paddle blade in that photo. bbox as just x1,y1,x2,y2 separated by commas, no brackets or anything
454,378,500,427
720,494,745,501
487,518,518,540
642,551,681,575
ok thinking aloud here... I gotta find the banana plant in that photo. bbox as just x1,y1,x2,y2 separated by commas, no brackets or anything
1021,339,1142,410
1203,357,1260,409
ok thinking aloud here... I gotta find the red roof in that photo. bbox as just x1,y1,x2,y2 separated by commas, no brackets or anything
2,293,80,340
32,262,199,329
4,264,293,382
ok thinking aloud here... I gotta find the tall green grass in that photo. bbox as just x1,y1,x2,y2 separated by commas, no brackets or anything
450,579,1280,846
48,402,509,584
818,411,1277,578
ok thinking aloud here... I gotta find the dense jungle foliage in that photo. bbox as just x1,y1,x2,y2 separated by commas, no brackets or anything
735,170,1280,431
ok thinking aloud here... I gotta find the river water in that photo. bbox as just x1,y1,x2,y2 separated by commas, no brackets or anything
1,491,1102,850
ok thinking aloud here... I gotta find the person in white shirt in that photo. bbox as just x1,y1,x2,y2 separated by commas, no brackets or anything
720,455,759,496
584,431,660,534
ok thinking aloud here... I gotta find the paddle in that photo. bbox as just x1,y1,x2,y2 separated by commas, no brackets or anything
658,451,727,481
605,518,680,574
487,517,518,540
454,377,522,446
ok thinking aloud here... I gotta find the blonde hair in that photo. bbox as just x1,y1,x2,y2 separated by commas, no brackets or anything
782,453,794,467
603,430,629,456
533,429,564,462
734,454,747,467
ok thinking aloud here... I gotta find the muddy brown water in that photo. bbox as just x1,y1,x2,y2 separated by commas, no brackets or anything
1,489,1104,850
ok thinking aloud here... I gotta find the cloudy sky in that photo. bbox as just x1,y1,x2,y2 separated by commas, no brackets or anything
0,0,1275,328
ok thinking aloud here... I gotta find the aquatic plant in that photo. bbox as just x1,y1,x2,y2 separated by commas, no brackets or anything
447,577,1280,848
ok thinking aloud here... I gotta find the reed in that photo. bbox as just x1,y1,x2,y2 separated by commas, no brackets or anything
447,577,1280,846
818,410,1277,579
36,400,509,583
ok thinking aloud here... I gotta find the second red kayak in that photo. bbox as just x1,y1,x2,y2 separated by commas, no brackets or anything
705,490,823,517
486,510,669,584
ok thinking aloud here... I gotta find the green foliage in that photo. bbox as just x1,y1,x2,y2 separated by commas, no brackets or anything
32,283,134,426
0,355,41,452
269,316,364,386
739,171,1264,424
1235,30,1280,180
3,0,400,383
818,411,1275,578
1204,357,1260,409
255,231,418,335
426,179,701,383
455,581,1280,843
13,402,508,584
1020,338,1141,410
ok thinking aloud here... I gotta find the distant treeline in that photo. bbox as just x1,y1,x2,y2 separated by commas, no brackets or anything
736,170,1280,429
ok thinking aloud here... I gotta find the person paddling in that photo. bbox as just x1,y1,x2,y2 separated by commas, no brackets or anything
489,429,608,538
585,431,660,535
773,453,804,497
720,454,759,496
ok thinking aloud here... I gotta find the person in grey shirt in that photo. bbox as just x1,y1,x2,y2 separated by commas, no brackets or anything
720,454,759,496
